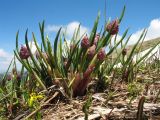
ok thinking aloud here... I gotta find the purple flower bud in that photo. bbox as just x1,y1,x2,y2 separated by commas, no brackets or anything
35,50,39,59
12,68,17,74
36,51,48,60
106,19,119,35
97,48,106,61
122,48,127,56
93,34,100,46
63,58,68,68
87,45,96,59
7,74,12,81
83,65,95,78
42,52,48,59
122,69,130,81
70,44,76,51
19,46,30,59
16,73,21,80
81,35,90,49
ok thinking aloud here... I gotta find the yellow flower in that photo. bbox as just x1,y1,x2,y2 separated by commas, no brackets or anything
28,93,44,107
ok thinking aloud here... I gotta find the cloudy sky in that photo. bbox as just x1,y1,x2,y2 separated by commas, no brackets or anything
0,0,160,72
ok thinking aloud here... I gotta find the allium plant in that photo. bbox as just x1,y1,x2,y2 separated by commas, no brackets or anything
98,28,160,85
13,6,125,97
14,6,160,97
0,57,29,117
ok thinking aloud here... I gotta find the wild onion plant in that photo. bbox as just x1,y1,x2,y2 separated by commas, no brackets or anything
0,57,27,117
14,6,160,98
0,57,46,118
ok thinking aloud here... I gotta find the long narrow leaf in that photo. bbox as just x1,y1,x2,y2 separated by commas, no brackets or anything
126,29,147,65
119,6,126,23
134,40,160,67
39,21,47,51
89,12,100,45
54,28,62,72
25,30,41,72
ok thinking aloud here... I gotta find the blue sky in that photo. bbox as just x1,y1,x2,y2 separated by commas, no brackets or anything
0,0,160,72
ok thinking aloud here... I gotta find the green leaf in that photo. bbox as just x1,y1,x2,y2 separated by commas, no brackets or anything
66,38,81,71
82,94,92,120
32,33,48,65
25,30,41,72
1,59,13,88
107,28,129,55
32,70,47,90
134,40,160,67
89,12,100,45
75,24,81,41
54,28,62,72
39,21,47,52
96,32,111,51
47,38,55,67
108,35,131,73
135,29,148,55
119,6,126,23
126,29,147,65
16,31,19,52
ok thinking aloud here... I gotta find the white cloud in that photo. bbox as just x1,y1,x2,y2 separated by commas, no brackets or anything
45,21,89,39
146,19,160,39
128,18,160,45
0,49,9,58
127,29,144,45
65,21,89,39
45,25,63,33
0,49,14,72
